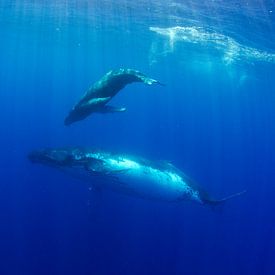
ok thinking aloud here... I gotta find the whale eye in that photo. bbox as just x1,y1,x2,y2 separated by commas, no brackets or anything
75,154,82,160
72,149,84,161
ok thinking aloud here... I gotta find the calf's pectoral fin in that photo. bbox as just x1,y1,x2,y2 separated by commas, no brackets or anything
80,97,111,109
86,97,111,106
97,105,127,113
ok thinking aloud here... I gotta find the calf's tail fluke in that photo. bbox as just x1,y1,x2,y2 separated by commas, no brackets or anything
204,190,247,206
144,78,166,86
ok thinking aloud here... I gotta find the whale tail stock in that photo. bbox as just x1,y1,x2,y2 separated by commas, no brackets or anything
203,190,247,206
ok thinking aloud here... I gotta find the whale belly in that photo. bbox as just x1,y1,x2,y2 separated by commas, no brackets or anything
102,158,199,201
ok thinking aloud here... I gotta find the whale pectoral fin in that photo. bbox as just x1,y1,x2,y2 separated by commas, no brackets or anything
97,105,127,113
88,97,111,105
81,97,111,108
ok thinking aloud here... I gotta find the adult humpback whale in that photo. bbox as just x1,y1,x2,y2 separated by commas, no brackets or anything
64,68,163,125
28,147,245,205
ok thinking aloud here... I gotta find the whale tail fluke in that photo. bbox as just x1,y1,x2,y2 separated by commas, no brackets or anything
141,77,166,86
156,80,166,86
149,79,166,86
204,190,247,206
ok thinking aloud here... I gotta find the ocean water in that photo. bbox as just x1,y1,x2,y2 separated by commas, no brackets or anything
1,1,275,274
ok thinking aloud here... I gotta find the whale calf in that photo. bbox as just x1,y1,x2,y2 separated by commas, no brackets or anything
64,68,163,125
28,147,245,205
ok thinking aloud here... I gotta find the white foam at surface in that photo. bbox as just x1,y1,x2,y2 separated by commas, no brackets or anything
149,26,275,65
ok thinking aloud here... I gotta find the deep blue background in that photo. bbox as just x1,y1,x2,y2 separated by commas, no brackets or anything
1,1,275,274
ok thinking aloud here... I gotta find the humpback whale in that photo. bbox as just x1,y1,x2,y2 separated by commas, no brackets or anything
28,147,245,205
64,69,163,125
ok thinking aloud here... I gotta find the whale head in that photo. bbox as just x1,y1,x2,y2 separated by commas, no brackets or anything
28,148,75,167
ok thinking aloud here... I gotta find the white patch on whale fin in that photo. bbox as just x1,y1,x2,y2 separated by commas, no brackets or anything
80,97,111,109
87,97,111,105
97,105,126,113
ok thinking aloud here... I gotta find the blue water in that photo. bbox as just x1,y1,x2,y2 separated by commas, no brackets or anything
1,1,275,274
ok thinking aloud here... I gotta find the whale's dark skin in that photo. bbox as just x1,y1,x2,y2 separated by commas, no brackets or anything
28,147,246,205
64,69,164,125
